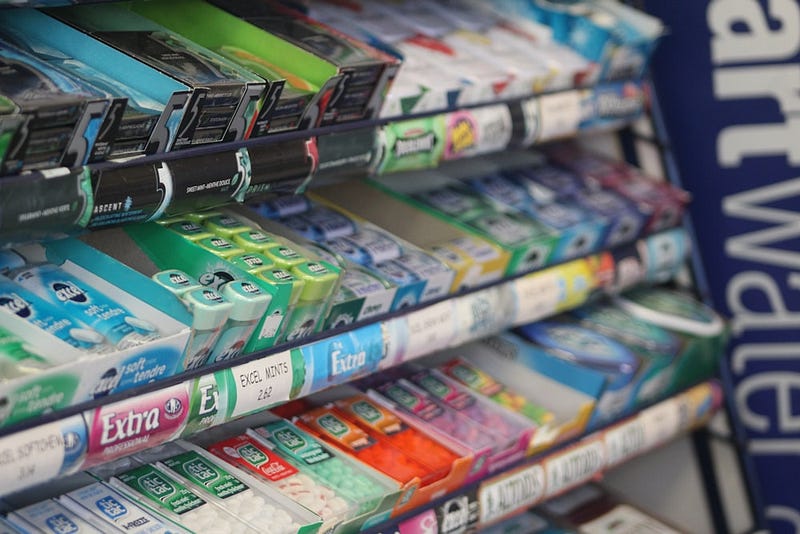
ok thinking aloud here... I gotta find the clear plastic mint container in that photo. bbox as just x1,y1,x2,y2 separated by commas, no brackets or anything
206,432,356,527
98,459,259,534
134,441,312,534
60,480,192,534
250,419,397,516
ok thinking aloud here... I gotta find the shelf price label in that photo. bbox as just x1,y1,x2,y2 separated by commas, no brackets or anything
479,463,546,525
640,397,682,453
0,415,86,496
402,301,457,362
227,351,294,419
512,270,562,325
452,286,514,347
537,90,582,141
604,418,648,467
544,439,606,498
517,97,541,147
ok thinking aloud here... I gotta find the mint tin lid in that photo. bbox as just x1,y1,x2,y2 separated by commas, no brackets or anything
291,261,339,302
116,464,205,516
220,280,271,321
416,186,485,219
468,211,549,247
341,267,392,296
258,269,305,306
167,220,214,241
184,211,222,223
469,173,532,213
228,252,275,273
231,230,276,252
257,196,311,219
161,450,248,501
372,260,419,286
263,244,306,270
573,304,682,356
152,269,202,296
615,288,724,338
197,236,245,258
256,420,335,467
512,165,583,201
183,288,234,330
203,214,252,238
302,242,346,268
12,500,102,534
519,322,639,376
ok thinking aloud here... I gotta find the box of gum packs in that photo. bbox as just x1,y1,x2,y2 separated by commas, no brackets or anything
129,0,327,136
310,180,511,292
47,2,269,149
248,194,456,322
0,40,105,174
208,0,401,126
0,8,186,161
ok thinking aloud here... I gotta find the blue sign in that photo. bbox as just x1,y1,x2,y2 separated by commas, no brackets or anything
645,1,800,532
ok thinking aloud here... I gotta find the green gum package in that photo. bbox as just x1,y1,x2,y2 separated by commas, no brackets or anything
375,116,446,174
125,222,290,352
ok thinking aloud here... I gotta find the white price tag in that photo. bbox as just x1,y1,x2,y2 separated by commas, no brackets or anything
380,316,408,370
229,351,294,418
452,287,511,347
512,271,562,325
0,420,71,495
403,301,457,361
537,91,581,141
604,418,647,467
545,440,606,498
479,464,546,525
471,105,513,156
518,97,541,147
640,398,681,452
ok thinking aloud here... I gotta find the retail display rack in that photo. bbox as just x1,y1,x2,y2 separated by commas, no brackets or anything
0,1,743,532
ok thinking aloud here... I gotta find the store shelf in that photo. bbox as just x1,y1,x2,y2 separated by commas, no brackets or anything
0,378,721,534
0,81,646,242
343,380,723,533
0,0,745,532
0,226,690,498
